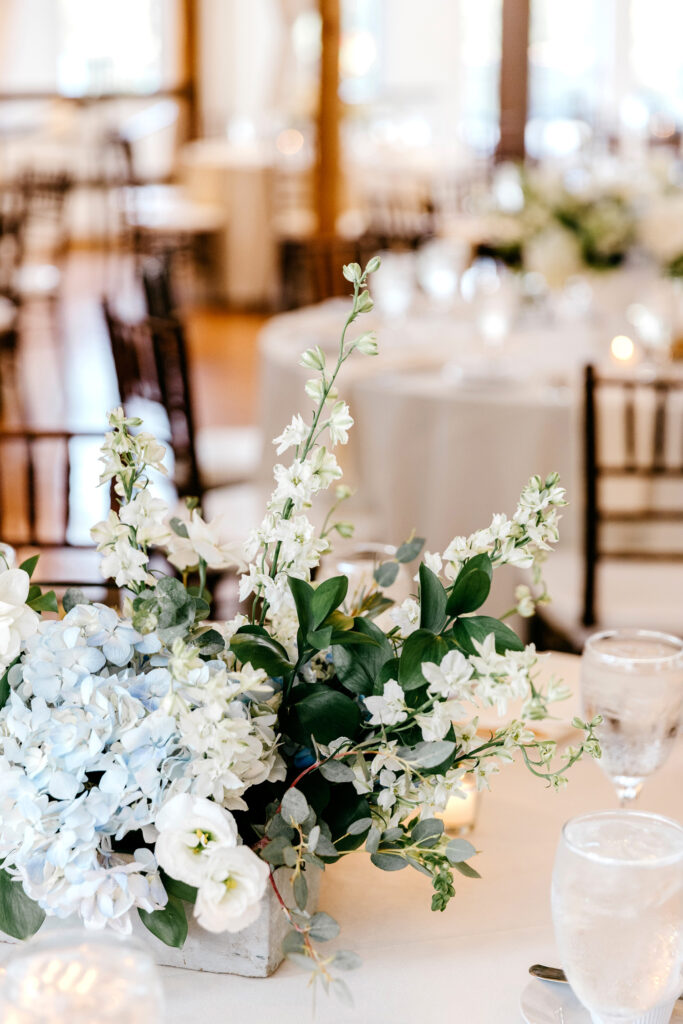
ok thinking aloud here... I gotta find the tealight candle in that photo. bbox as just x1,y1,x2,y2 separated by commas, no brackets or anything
610,333,636,363
439,776,480,838
0,927,164,1023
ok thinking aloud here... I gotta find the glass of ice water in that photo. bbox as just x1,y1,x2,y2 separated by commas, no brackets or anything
581,629,683,804
552,810,683,1024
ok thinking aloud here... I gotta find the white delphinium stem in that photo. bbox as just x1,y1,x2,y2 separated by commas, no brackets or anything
242,258,380,626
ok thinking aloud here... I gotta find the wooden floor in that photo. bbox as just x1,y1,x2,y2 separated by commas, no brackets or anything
4,249,265,432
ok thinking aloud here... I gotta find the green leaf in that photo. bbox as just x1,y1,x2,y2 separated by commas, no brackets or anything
446,838,477,863
266,814,296,841
139,894,187,948
307,625,333,651
281,787,309,825
0,669,9,711
366,826,381,854
284,686,361,746
332,950,362,971
396,740,456,769
453,861,481,879
27,590,58,614
329,629,381,647
398,629,449,691
418,563,448,633
293,872,308,911
373,561,399,587
289,576,314,637
194,628,225,656
282,929,306,955
0,868,45,940
319,759,355,783
333,617,393,696
170,516,189,539
346,816,372,836
450,615,525,655
370,852,407,872
262,837,292,866
309,911,340,942
312,833,338,858
396,536,425,563
446,553,493,617
18,555,39,579
230,631,292,678
311,576,348,628
411,818,445,844
62,587,87,613
161,871,197,904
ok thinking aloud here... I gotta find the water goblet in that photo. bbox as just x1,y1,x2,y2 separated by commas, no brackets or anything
580,629,683,804
551,810,683,1024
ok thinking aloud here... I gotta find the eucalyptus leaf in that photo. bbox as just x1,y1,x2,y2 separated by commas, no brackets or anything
411,818,444,843
396,740,456,769
395,536,425,563
319,759,355,783
293,872,308,911
307,824,320,853
453,861,481,879
312,834,338,858
62,587,87,614
169,516,189,539
281,787,309,826
346,816,372,836
445,838,477,863
370,852,407,872
365,826,381,854
373,561,399,587
282,929,306,955
265,814,295,841
332,950,362,971
308,911,340,942
283,846,299,868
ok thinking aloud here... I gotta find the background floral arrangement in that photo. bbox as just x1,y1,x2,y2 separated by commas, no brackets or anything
0,259,600,998
472,161,683,283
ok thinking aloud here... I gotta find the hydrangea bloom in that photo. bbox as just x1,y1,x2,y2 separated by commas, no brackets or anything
0,603,283,933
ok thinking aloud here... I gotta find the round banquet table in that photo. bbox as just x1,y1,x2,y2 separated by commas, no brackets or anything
259,299,607,553
157,653,683,1023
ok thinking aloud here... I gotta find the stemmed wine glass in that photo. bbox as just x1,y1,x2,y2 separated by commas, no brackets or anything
552,810,683,1024
580,629,683,805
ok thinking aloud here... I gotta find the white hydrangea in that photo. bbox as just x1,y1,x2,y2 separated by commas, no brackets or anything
0,603,284,932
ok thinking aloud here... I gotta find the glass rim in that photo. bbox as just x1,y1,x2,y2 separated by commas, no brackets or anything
561,810,683,867
584,628,683,666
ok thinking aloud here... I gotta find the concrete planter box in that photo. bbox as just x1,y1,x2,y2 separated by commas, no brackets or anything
0,867,321,979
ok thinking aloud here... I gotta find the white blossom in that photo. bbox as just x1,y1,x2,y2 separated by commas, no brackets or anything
194,845,269,933
0,569,39,674
155,794,239,886
363,680,408,727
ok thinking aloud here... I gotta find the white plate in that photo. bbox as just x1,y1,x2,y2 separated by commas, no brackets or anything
520,980,683,1024
520,979,591,1023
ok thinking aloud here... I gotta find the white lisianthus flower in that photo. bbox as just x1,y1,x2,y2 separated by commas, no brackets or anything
0,569,39,673
155,793,239,886
194,845,269,933
273,414,309,456
364,680,408,727
391,597,420,638
99,536,152,588
423,551,443,576
166,510,241,571
422,650,474,700
327,401,354,446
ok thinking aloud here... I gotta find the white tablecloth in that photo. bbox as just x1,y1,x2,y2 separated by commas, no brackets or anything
158,652,683,1023
259,300,605,554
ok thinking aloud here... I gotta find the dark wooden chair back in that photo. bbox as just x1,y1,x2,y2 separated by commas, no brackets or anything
102,300,161,405
149,314,202,498
0,201,25,303
19,170,73,254
583,364,683,625
142,255,176,319
280,234,382,309
0,428,116,593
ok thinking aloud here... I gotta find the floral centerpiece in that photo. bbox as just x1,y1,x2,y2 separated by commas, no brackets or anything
0,259,600,996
